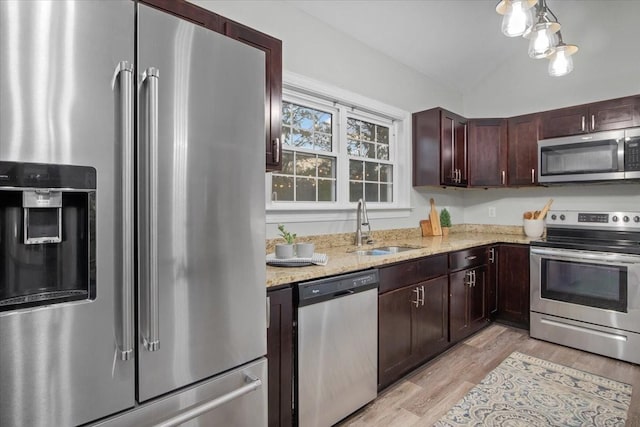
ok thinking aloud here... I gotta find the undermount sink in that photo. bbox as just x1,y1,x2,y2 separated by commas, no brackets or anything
351,246,418,256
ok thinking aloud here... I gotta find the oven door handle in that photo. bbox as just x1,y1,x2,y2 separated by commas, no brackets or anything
531,247,640,265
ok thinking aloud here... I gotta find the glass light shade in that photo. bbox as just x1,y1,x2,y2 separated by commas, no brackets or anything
525,22,560,58
501,1,535,37
548,44,578,76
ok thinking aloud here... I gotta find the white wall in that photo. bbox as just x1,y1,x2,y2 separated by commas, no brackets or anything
197,1,640,238
463,1,640,117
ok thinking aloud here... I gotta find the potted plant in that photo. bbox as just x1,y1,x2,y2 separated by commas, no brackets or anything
440,208,452,237
275,224,296,259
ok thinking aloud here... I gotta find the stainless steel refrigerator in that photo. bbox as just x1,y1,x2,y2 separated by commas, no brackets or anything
0,2,267,426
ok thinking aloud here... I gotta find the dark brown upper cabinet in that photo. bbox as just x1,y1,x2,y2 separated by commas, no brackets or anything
138,0,283,171
507,113,541,186
413,108,467,187
468,118,508,187
224,20,283,171
541,95,640,139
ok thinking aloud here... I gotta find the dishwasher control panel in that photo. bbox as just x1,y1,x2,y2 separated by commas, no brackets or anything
297,269,379,306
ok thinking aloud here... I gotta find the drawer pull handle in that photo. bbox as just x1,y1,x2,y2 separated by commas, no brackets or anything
465,255,477,260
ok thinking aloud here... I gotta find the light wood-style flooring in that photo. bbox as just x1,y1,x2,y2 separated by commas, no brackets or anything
337,323,640,426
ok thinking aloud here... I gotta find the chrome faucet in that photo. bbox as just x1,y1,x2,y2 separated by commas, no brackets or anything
355,198,372,246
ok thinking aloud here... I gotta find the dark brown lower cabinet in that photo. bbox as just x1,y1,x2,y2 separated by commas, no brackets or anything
378,275,448,389
496,244,530,328
267,287,293,427
449,265,487,342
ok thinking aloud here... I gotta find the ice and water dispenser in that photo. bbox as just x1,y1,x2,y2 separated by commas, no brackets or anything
0,161,96,311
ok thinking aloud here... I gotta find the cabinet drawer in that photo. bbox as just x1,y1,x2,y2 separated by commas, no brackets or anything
379,254,447,294
449,247,487,272
416,254,447,282
379,261,418,294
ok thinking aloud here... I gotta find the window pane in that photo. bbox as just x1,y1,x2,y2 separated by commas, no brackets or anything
365,182,378,202
347,119,359,139
318,179,335,202
380,184,392,202
377,144,389,160
361,121,375,141
282,126,292,146
296,153,316,176
314,134,332,151
362,142,376,158
349,160,363,180
317,112,332,133
271,176,294,201
317,156,336,178
364,162,378,182
281,151,294,174
291,130,313,149
284,101,333,153
380,164,392,182
377,126,389,145
296,177,316,201
347,139,360,156
349,181,363,202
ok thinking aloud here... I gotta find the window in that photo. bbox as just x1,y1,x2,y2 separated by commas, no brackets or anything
267,72,411,221
272,101,337,202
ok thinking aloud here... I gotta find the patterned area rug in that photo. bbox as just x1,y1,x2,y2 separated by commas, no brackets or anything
435,351,632,427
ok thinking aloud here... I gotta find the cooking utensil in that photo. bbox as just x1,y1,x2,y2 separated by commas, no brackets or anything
536,199,554,220
429,198,442,236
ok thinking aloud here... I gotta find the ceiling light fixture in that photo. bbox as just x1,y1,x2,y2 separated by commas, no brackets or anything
496,0,578,77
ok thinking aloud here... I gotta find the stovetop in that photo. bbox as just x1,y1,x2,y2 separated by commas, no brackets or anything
531,210,640,255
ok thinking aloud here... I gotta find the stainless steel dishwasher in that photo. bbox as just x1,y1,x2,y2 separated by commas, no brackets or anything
297,269,379,427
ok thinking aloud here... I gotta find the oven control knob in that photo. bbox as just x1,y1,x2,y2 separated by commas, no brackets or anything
613,216,619,222
624,216,630,223
560,214,566,221
635,216,640,223
551,214,557,220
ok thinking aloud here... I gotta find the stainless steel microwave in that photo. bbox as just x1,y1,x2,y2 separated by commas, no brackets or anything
538,128,640,183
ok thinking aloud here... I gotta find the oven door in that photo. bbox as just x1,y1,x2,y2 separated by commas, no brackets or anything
530,246,640,332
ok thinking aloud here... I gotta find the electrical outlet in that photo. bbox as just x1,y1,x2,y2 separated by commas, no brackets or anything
488,206,496,218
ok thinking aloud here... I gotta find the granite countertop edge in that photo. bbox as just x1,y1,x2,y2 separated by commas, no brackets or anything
266,232,533,288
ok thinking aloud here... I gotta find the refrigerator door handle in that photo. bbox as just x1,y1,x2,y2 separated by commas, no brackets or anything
142,67,160,352
155,374,263,427
118,60,134,361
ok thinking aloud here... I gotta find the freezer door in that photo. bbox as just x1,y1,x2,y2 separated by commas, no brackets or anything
0,1,135,426
93,358,268,427
137,4,267,401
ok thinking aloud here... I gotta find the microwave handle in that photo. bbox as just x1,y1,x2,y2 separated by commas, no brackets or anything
617,138,625,171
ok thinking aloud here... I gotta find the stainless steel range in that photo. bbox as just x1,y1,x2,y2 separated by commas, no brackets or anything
530,210,640,364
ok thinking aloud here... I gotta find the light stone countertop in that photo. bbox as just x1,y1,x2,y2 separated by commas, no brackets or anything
266,229,534,288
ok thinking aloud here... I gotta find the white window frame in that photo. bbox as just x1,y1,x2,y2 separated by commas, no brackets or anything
266,71,411,224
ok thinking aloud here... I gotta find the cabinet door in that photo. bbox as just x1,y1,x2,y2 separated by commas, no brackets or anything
589,96,640,133
224,20,283,171
414,276,449,360
378,285,417,388
541,105,589,139
412,108,442,186
449,269,469,342
468,266,487,332
441,110,468,186
468,119,508,187
487,247,498,318
497,244,530,328
508,113,540,186
267,288,293,427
